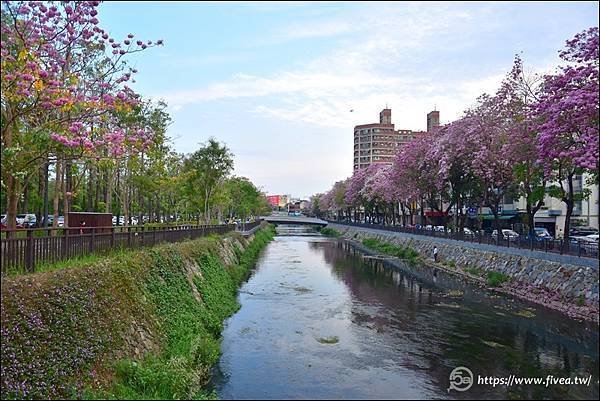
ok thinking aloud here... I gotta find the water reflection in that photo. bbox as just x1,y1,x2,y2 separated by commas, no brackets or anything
214,230,598,400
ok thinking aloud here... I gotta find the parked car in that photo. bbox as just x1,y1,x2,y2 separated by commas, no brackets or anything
57,216,65,227
434,225,446,232
524,227,553,242
16,214,27,228
0,214,7,229
492,229,519,241
569,226,599,237
463,227,475,237
570,234,599,255
23,214,37,228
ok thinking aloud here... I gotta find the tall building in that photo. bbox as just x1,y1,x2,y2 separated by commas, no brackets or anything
427,110,440,132
353,108,430,171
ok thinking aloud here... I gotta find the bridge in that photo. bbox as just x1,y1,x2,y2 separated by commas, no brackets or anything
261,215,328,227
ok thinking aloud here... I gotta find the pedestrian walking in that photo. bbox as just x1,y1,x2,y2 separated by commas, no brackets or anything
433,246,439,263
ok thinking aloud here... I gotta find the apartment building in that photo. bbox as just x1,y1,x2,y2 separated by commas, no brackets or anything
513,172,599,236
353,108,432,171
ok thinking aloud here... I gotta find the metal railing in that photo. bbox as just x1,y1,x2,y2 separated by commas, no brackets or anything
0,224,235,275
326,220,599,260
236,219,262,233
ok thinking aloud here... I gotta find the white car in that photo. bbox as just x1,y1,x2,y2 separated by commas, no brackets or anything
463,227,475,236
492,229,519,241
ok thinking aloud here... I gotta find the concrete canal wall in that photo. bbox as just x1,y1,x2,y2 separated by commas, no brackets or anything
328,223,599,305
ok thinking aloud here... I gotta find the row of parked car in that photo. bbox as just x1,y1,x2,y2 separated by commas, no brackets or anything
0,214,65,229
1,214,146,228
413,224,598,254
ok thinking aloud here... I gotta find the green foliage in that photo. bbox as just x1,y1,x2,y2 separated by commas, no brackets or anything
92,226,274,400
317,227,341,237
486,271,510,287
183,138,234,222
1,227,274,400
361,238,420,262
1,251,150,399
465,267,484,277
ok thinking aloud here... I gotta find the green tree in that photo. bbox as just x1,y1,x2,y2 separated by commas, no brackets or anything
184,138,234,223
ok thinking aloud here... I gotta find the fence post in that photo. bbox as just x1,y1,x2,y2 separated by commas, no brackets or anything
62,227,69,259
153,226,157,245
127,226,132,248
25,230,34,273
560,240,564,255
90,228,95,253
111,227,115,248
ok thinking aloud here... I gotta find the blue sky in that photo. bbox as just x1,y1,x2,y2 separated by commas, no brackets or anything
100,1,599,199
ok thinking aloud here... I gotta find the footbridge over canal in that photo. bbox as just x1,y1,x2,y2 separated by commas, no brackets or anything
261,215,328,227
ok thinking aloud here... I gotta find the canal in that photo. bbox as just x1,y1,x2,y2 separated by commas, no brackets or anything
213,226,599,399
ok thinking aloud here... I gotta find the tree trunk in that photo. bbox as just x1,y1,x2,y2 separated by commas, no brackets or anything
51,161,62,235
62,160,70,228
36,164,45,227
5,175,20,235
562,172,575,252
105,167,113,214
42,161,49,227
3,110,20,234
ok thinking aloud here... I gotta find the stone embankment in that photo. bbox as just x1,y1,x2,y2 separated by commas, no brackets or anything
1,224,273,399
328,223,599,323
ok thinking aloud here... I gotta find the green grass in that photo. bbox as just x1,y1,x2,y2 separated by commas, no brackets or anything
1,226,275,400
361,238,420,262
88,226,275,400
465,267,484,277
447,260,456,268
317,227,341,237
486,271,510,287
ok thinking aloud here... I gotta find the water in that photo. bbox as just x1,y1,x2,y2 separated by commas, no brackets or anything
213,226,599,399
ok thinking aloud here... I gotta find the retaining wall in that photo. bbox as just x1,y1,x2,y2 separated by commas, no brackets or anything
329,223,599,303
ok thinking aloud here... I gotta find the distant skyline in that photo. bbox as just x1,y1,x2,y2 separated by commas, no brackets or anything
100,1,599,199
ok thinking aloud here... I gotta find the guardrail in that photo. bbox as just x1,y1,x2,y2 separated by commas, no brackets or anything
326,220,599,260
236,219,262,233
0,224,235,275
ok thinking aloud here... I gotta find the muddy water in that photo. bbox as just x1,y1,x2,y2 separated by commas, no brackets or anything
213,226,599,399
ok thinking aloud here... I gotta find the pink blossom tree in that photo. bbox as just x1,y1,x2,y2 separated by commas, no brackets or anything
499,56,547,238
345,167,367,222
430,120,483,233
533,27,599,245
1,1,163,229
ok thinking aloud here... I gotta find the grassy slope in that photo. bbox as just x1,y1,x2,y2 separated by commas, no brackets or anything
1,226,274,400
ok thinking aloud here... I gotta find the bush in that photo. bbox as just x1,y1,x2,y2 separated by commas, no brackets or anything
486,271,510,287
318,227,341,237
361,238,420,262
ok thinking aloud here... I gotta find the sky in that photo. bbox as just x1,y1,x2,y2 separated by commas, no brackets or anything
100,1,599,199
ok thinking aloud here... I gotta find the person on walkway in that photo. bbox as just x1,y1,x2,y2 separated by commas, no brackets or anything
433,246,439,263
